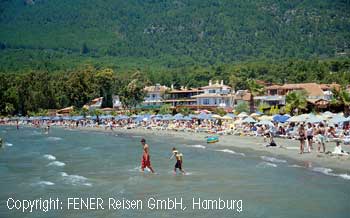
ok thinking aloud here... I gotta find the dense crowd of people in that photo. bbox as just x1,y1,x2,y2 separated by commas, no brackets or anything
1,113,350,156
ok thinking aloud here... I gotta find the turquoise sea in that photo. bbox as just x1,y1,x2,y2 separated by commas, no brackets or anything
0,126,349,218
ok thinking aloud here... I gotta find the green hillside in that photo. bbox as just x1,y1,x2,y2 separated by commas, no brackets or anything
0,0,350,115
0,0,349,70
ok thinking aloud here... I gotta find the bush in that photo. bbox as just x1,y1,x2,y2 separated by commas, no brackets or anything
235,102,249,114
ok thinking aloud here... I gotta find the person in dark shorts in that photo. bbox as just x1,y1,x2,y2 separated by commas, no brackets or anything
170,147,185,175
306,122,314,152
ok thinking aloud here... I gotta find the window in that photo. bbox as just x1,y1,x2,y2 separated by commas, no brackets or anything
203,99,210,105
209,89,216,94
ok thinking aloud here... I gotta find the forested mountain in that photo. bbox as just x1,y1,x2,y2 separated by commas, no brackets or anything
0,0,349,70
1,0,350,115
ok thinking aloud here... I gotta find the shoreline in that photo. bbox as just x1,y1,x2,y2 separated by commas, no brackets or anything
66,126,350,173
2,124,350,173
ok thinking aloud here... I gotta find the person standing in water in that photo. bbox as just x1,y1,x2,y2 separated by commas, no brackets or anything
140,138,155,173
306,123,314,152
317,123,326,153
170,147,185,175
298,124,306,154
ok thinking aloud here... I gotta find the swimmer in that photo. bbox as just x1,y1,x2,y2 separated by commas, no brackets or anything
170,147,185,175
0,137,3,147
140,138,155,173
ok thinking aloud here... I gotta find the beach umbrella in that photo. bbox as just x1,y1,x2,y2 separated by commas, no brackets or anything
134,117,144,122
161,116,172,121
211,114,222,119
288,114,308,122
72,116,84,121
250,113,262,117
188,114,197,119
197,113,209,120
242,116,257,123
154,116,163,121
226,113,236,118
255,120,274,126
200,110,211,114
330,115,347,124
174,113,183,119
259,115,273,121
52,116,61,121
62,116,71,120
306,114,323,124
323,111,334,118
222,115,233,120
237,112,248,118
181,116,192,121
105,115,113,119
142,117,149,121
273,114,290,123
118,115,129,120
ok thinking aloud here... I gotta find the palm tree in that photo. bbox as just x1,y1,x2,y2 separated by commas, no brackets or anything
285,90,307,115
246,79,264,113
330,87,350,116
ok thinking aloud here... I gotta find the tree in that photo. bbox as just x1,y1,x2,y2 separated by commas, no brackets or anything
81,107,89,118
214,107,226,116
246,79,264,113
235,102,249,114
330,87,350,116
96,68,115,108
158,104,172,115
257,102,270,113
65,67,98,108
228,74,240,93
285,90,308,115
119,78,146,110
177,107,191,116
4,103,15,115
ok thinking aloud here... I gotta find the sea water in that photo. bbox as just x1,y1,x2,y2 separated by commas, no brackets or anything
0,126,349,218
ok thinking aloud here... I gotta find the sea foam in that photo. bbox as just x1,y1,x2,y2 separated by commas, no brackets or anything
60,172,92,186
261,156,287,163
312,167,350,181
337,174,350,180
47,137,62,141
35,181,55,186
48,161,66,167
43,154,56,160
312,167,334,175
216,149,245,156
190,145,206,149
257,162,277,168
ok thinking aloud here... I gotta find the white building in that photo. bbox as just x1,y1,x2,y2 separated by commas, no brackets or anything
143,84,169,108
192,80,233,108
113,95,122,109
83,97,103,110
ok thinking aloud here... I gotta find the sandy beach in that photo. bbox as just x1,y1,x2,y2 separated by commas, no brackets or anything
68,126,350,173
